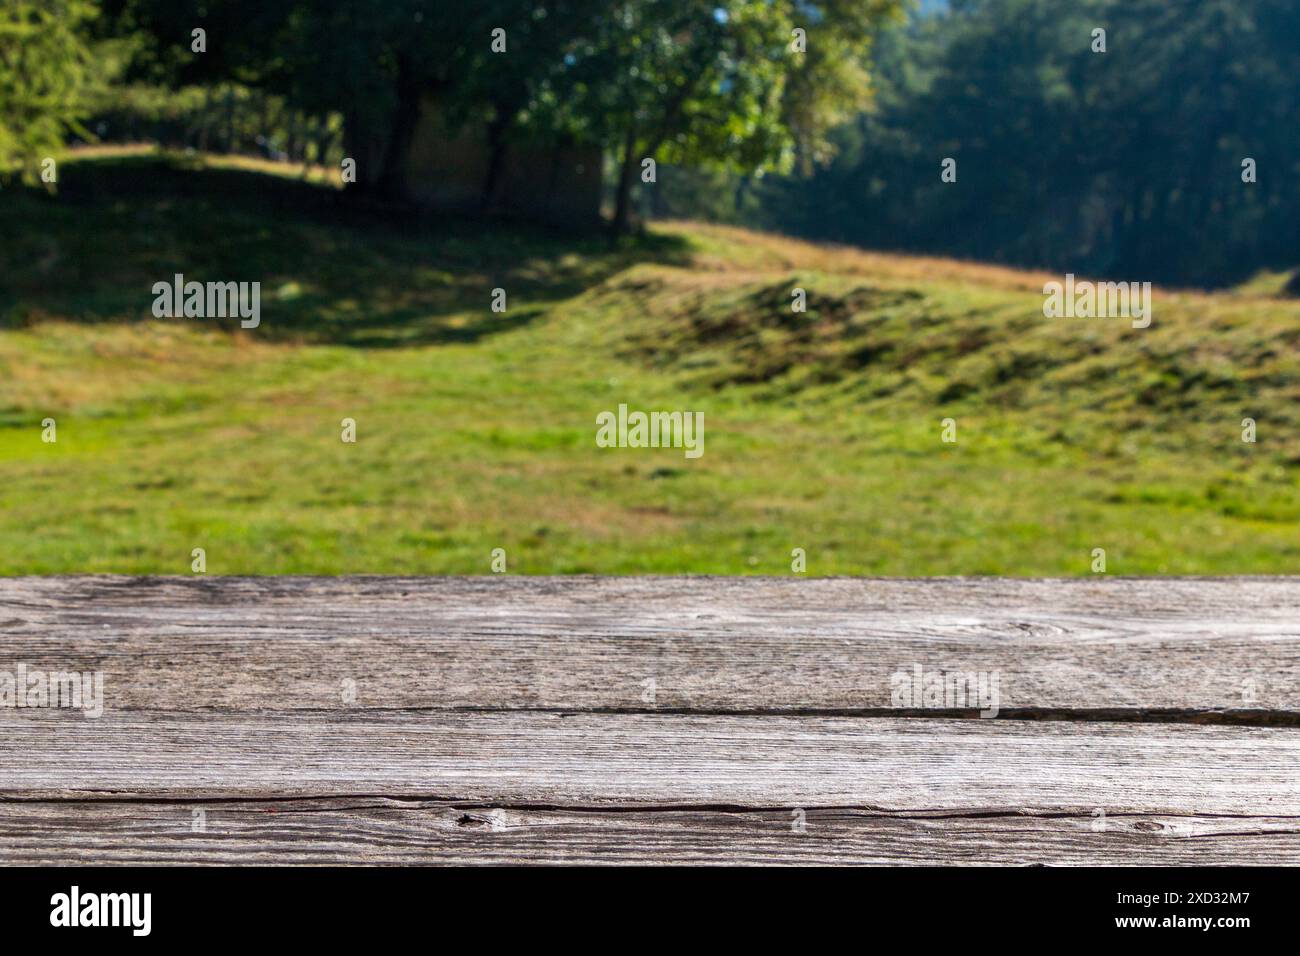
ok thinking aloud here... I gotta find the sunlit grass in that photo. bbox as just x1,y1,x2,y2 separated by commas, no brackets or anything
1,153,1297,574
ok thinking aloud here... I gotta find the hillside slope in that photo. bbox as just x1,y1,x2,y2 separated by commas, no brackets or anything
1,153,1297,573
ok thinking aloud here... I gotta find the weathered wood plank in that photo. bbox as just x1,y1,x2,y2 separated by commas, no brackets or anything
3,711,1297,815
2,798,1296,866
2,576,1297,715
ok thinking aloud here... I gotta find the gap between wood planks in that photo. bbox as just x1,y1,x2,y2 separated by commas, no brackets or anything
137,705,1297,726
4,791,1299,820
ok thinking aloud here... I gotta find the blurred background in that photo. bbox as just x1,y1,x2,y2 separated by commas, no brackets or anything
1,0,1298,574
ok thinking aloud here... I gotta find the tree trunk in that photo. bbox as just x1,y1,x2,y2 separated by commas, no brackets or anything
612,127,639,235
733,174,751,215
223,87,235,153
316,123,335,169
198,86,214,152
342,111,381,197
286,111,301,164
376,55,423,202
480,109,512,215
258,92,273,157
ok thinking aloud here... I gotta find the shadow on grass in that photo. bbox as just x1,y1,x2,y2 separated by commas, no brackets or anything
0,153,691,347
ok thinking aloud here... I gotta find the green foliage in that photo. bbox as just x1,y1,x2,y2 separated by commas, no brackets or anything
720,0,1300,287
83,78,345,168
546,0,903,228
780,0,904,172
109,1,903,217
564,2,791,172
0,0,97,183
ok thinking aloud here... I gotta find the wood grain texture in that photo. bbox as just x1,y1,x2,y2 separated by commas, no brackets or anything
2,576,1297,865
2,711,1298,814
2,799,1297,866
2,575,1297,714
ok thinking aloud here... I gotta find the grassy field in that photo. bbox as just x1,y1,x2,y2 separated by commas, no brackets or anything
2,150,1298,574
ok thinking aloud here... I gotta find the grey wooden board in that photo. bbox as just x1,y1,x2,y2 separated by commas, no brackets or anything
1,576,1298,865
2,712,1298,814
2,576,1298,714
2,800,1297,866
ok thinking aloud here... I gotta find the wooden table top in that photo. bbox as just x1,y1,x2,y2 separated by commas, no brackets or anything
2,576,1297,865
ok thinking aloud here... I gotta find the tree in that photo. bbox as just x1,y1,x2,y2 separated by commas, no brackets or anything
780,0,903,174
446,0,611,212
109,0,462,197
109,0,905,229
0,0,97,185
564,1,786,234
559,0,902,233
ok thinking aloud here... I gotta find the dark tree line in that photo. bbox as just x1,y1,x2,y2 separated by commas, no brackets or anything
703,0,1300,287
14,0,1290,282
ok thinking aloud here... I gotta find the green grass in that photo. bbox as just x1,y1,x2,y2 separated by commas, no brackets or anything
1,150,1298,574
